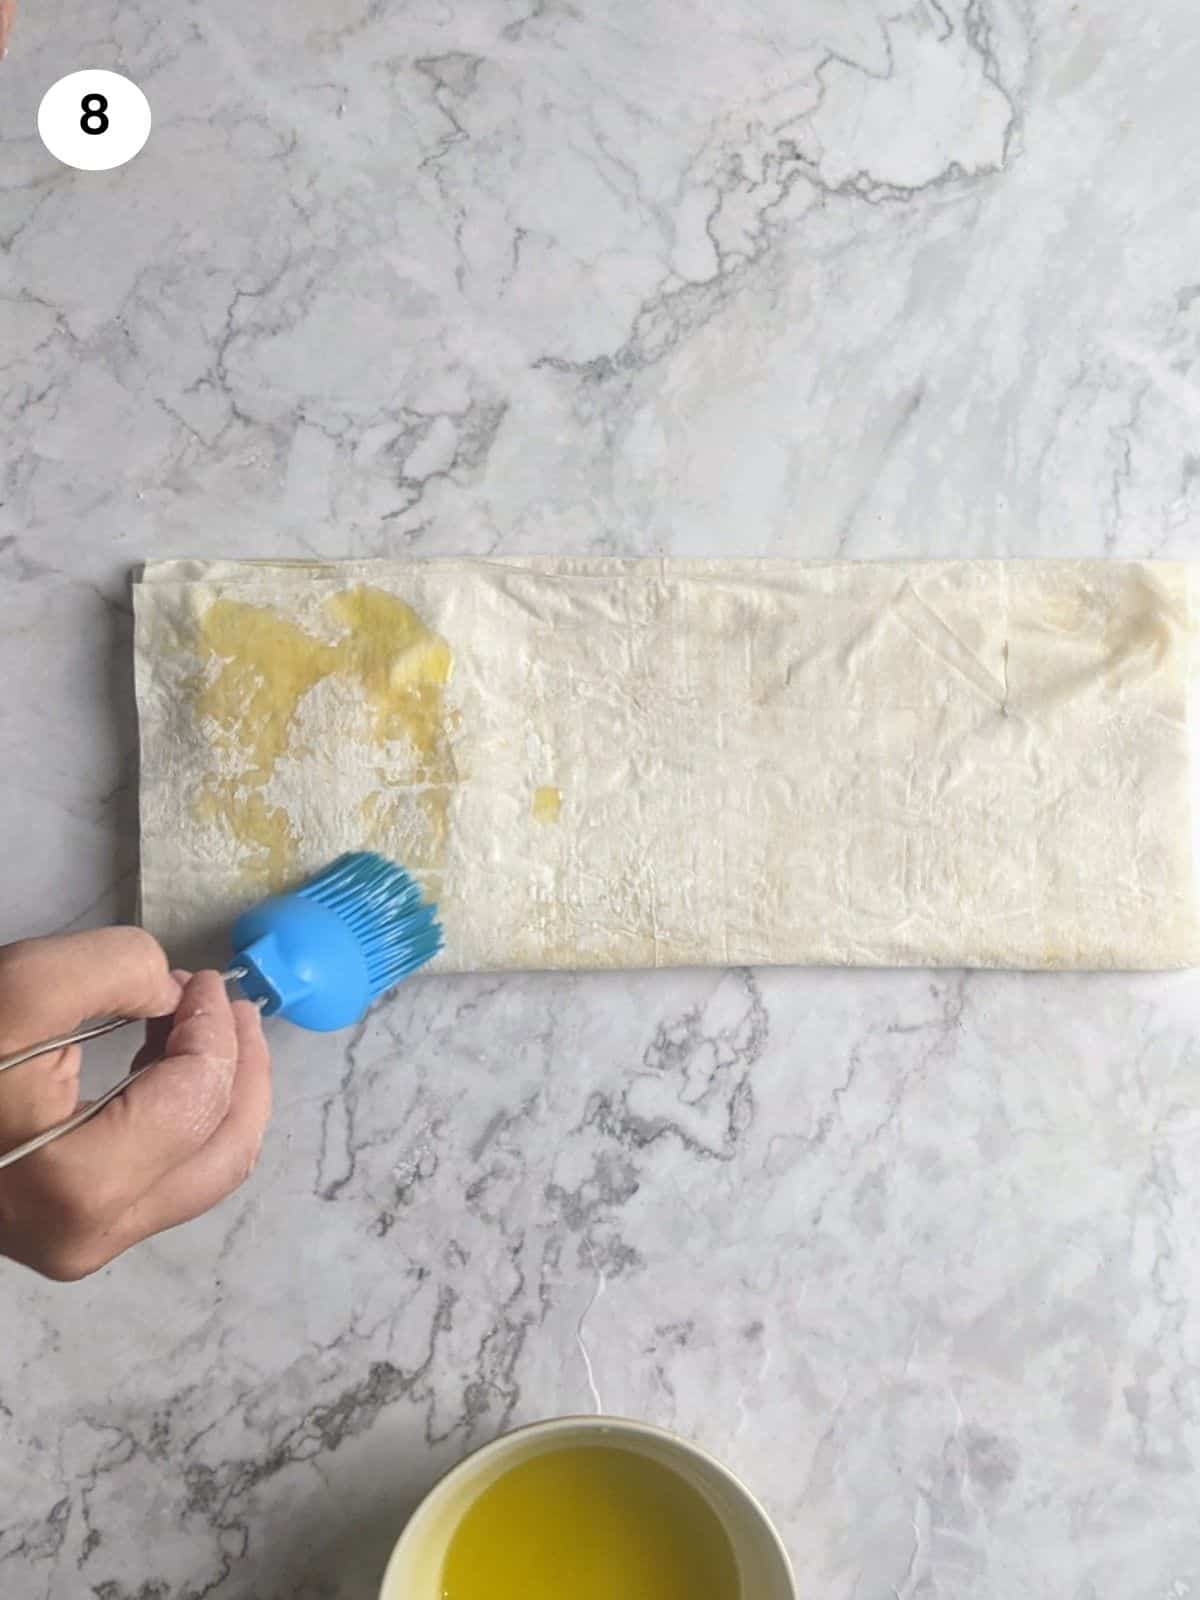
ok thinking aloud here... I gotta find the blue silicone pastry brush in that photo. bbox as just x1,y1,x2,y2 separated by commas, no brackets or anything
230,850,442,1029
0,852,443,1170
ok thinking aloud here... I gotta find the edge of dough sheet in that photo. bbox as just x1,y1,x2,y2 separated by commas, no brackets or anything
132,557,1200,975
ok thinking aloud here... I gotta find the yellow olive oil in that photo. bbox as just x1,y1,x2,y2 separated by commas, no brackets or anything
440,1443,742,1600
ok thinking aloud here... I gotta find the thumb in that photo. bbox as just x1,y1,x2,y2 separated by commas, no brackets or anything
53,971,239,1219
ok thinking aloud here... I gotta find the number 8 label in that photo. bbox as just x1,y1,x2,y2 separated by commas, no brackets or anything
38,70,150,171
80,94,110,136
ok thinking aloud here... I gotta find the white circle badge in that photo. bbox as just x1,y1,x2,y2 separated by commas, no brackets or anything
37,70,151,172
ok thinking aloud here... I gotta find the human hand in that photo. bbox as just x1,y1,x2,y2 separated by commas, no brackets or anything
0,929,271,1280
0,0,15,59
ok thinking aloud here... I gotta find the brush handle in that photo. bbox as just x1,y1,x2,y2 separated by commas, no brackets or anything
0,1059,161,1171
0,1013,138,1077
0,967,248,1078
0,968,251,1173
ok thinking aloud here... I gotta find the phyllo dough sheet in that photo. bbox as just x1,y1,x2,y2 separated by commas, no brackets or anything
134,558,1200,972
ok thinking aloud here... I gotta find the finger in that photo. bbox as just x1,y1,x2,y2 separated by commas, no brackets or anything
0,1042,83,1147
0,0,14,58
0,929,181,1051
122,999,272,1242
0,932,182,1144
130,971,195,1073
131,1016,173,1075
35,971,239,1222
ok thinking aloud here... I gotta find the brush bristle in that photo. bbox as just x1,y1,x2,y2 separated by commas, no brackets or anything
297,852,443,996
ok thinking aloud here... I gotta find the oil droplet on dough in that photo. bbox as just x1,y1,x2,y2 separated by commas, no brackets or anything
326,586,452,760
194,587,455,887
193,786,296,890
532,785,562,823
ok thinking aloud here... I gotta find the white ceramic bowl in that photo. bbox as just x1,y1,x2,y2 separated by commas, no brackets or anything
379,1414,796,1600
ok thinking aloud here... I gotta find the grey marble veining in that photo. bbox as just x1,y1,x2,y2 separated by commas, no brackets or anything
2,1,1200,1595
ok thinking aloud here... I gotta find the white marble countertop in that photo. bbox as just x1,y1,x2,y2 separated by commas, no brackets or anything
2,2,1200,1595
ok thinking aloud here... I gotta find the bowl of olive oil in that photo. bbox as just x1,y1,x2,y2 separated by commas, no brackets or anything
379,1416,795,1600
